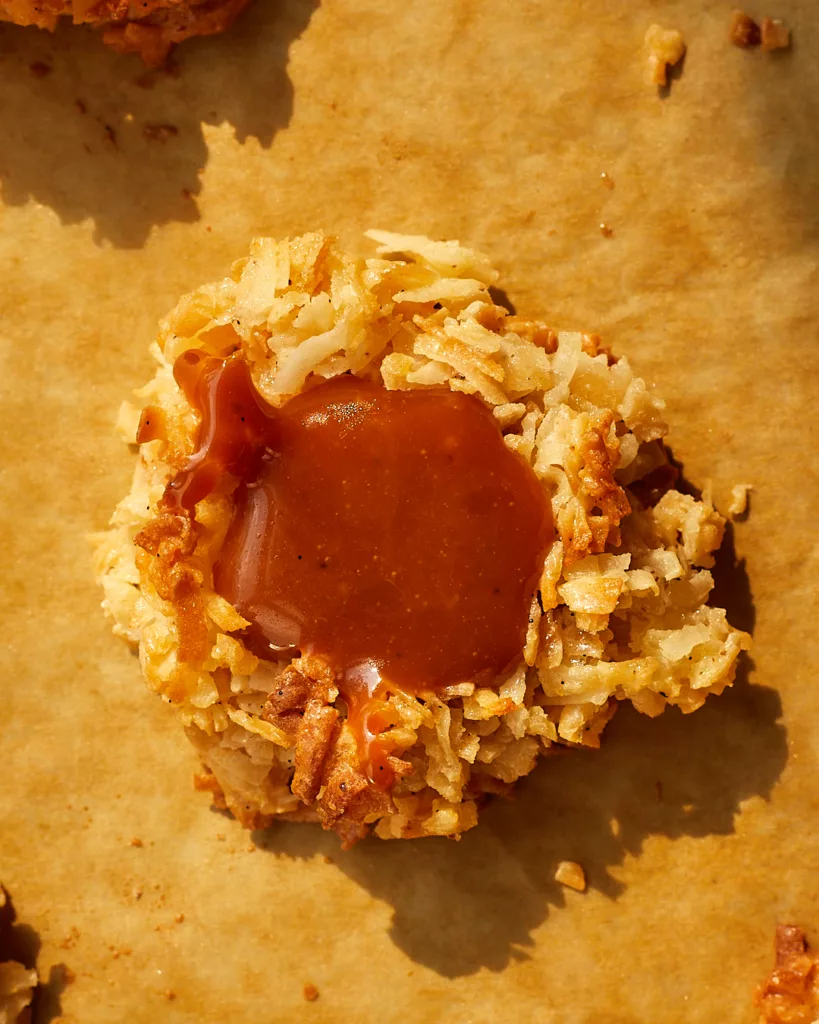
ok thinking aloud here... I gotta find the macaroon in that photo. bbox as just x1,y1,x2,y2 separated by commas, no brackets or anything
93,230,750,847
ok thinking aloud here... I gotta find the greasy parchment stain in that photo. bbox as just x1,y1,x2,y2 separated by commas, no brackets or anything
0,1,817,1022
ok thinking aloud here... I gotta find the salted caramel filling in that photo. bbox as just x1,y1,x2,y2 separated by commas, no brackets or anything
156,351,552,781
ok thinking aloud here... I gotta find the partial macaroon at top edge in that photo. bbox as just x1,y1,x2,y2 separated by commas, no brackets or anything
0,0,253,66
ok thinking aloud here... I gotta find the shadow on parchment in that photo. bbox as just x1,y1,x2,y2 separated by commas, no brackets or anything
737,26,819,249
0,887,70,1024
0,0,317,248
251,544,784,977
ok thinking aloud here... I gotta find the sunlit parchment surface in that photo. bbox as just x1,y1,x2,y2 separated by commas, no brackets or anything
1,2,817,1021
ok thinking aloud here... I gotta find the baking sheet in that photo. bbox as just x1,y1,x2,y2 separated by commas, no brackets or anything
1,1,817,1021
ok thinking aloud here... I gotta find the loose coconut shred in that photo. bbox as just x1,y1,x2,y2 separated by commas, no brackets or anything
93,231,751,848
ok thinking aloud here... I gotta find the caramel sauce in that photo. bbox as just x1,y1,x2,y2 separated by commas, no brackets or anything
160,351,552,782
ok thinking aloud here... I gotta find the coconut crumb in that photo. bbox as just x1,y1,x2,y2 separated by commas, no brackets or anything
730,11,790,50
760,17,790,51
728,483,753,519
303,983,319,1002
730,10,762,46
555,860,587,892
0,0,254,67
644,25,686,86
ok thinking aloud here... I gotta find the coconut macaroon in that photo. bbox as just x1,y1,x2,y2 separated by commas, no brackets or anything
0,0,251,66
93,230,750,847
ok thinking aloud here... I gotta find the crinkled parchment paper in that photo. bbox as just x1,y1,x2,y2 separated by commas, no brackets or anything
1,2,817,1021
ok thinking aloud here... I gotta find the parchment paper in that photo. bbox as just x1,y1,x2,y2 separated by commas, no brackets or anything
1,2,817,1021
